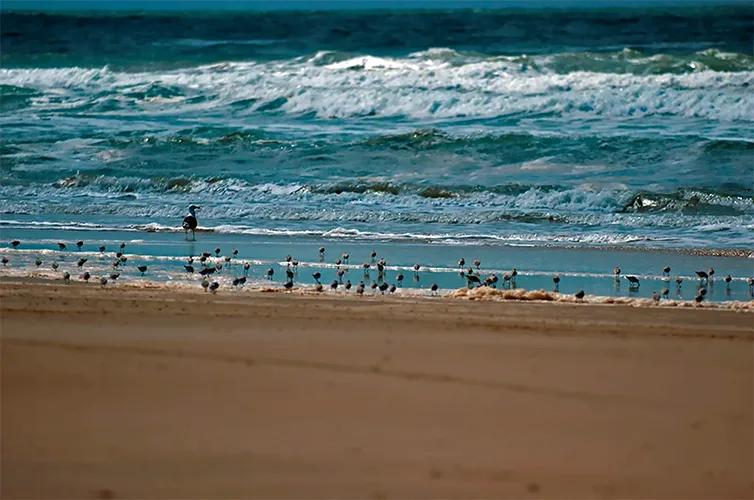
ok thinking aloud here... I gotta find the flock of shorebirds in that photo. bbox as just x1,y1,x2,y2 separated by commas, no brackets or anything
3,239,754,303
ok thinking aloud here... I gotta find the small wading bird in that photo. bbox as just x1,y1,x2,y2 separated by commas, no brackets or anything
1,256,8,266
430,283,439,296
614,266,621,281
58,243,67,250
35,258,42,268
137,265,148,276
63,271,70,283
209,281,220,294
11,240,20,248
625,275,640,288
76,241,84,251
575,290,585,300
552,275,560,291
182,205,200,241
663,266,670,277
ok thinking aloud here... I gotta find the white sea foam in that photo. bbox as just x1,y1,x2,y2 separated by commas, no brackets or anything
2,51,752,121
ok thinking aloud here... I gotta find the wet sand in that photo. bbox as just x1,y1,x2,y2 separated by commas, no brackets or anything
1,282,752,499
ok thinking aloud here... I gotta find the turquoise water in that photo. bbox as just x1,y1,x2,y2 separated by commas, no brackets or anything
1,5,752,301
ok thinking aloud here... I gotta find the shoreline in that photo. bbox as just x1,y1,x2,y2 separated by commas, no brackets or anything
2,276,753,312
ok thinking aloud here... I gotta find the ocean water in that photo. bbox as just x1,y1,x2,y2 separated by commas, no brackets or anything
1,5,753,301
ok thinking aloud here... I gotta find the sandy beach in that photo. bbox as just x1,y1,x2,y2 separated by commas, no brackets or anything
1,281,752,499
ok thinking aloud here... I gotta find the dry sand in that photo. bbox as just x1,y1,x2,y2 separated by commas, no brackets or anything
1,281,753,499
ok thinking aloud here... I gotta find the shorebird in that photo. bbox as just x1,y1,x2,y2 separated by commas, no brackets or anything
694,293,704,304
120,242,126,251
63,271,70,283
614,266,621,281
378,282,388,294
466,273,481,289
224,255,231,265
552,275,560,291
112,259,120,268
76,241,84,251
185,265,195,273
484,274,498,288
510,268,518,284
58,242,67,250
243,262,250,276
625,275,640,288
51,261,59,271
214,248,221,257
318,247,325,260
389,284,396,294
77,258,87,269
652,291,660,304
356,284,364,296
11,240,20,248
109,272,120,281
708,268,715,281
201,279,210,292
312,272,321,284
201,251,211,259
99,276,108,288
137,265,148,276
370,250,377,263
473,259,481,270
675,277,683,288
661,287,669,299
345,280,352,291
315,283,323,293
724,274,732,288
120,255,128,265
99,245,106,253
182,205,200,240
342,253,349,264
35,257,42,267
209,281,220,294
337,268,346,282
199,267,215,276
458,258,465,268
232,248,238,258
413,263,420,275
362,262,370,278
291,259,299,270
286,268,295,281
81,271,91,283
266,268,274,280
695,270,709,282
335,258,342,267
502,273,511,289
1,257,7,266
285,254,292,264
662,266,670,277
574,290,585,300
237,276,246,286
430,283,439,296
283,281,294,291
371,281,378,293
331,280,339,291
214,262,222,273
396,273,404,286
232,277,242,287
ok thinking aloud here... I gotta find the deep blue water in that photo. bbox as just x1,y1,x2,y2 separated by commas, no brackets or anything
0,5,752,299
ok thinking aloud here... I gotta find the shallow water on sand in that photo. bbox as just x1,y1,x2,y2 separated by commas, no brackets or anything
1,229,752,304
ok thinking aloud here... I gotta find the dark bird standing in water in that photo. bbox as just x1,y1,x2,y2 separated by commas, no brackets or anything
1,257,8,266
63,271,70,283
209,281,220,294
625,275,640,288
35,258,42,267
430,283,439,295
345,280,352,292
76,241,84,251
137,265,148,276
11,240,20,248
575,290,585,300
182,205,200,241
58,243,67,250
662,266,670,277
77,258,87,269
312,272,321,284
